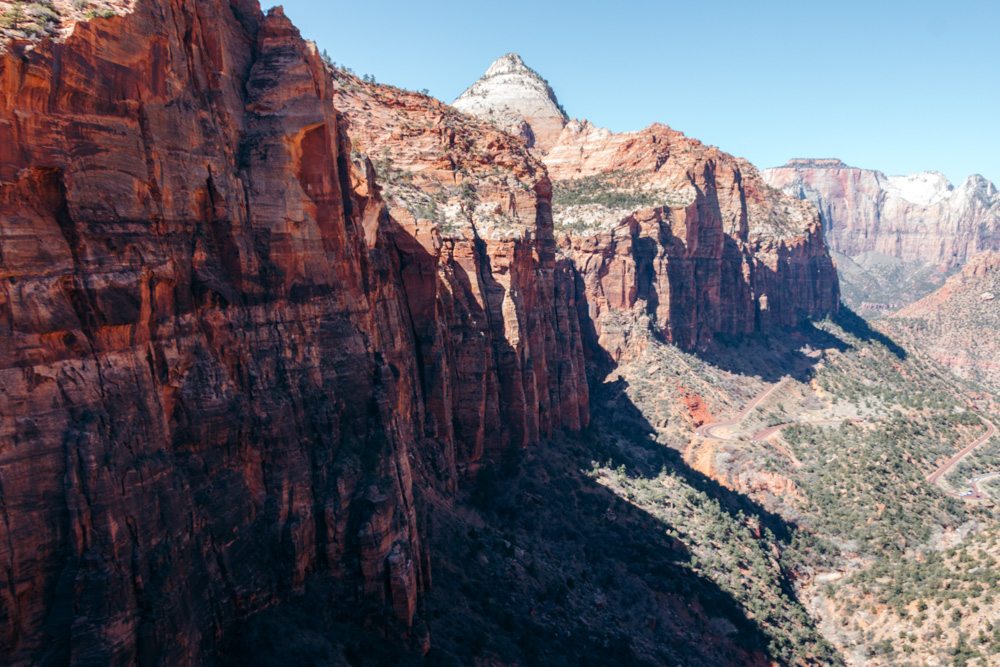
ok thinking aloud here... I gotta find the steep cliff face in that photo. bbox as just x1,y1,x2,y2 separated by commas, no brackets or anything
0,3,427,662
547,122,840,354
450,56,839,354
0,3,591,664
763,159,1000,265
0,18,845,664
330,68,589,464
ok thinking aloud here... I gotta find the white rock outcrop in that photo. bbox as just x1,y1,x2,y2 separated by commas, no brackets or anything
453,53,567,153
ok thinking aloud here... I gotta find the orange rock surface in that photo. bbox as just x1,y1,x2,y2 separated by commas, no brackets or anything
0,1,579,662
0,17,842,665
550,121,840,353
331,69,590,462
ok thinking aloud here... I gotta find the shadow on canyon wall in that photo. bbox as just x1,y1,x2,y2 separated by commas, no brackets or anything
222,222,843,666
696,305,905,384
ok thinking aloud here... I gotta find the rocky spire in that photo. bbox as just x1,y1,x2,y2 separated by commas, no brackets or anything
452,53,567,153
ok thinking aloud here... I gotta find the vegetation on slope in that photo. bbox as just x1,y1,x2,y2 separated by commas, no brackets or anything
832,250,956,317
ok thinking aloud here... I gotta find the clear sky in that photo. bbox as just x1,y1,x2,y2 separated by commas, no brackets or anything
277,0,998,185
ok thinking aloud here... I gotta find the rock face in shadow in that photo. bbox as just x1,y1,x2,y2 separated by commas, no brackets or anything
0,2,589,664
564,202,839,358
0,17,840,667
331,66,590,468
763,159,1000,266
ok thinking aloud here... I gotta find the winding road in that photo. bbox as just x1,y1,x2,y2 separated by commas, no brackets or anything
694,380,787,441
695,379,861,443
926,416,997,498
694,380,998,501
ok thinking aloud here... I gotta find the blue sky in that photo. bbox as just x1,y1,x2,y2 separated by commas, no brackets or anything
277,0,998,184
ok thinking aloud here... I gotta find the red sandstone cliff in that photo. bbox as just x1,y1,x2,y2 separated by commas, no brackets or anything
0,20,843,665
0,2,587,664
329,67,589,464
450,56,839,355
547,121,840,354
0,3,426,662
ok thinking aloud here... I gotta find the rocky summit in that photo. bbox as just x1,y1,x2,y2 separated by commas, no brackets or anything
452,53,568,153
454,54,840,352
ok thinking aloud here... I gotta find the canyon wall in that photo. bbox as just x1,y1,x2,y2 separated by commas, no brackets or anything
763,159,1000,265
452,56,840,355
0,2,587,664
330,64,590,463
550,122,840,354
0,21,842,666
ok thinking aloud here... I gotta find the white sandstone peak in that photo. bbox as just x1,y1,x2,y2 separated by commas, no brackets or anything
484,53,531,78
882,171,953,207
453,53,567,153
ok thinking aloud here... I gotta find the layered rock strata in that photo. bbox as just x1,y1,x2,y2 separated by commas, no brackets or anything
549,122,840,354
331,67,590,463
763,159,1000,265
0,3,587,664
0,27,843,667
452,54,840,355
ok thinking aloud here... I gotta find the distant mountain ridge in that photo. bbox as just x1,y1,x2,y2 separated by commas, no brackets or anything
763,159,1000,266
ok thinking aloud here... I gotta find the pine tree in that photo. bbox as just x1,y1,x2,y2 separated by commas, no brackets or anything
3,1,27,30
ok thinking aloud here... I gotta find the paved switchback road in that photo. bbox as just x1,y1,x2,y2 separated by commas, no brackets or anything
694,380,786,442
927,417,997,497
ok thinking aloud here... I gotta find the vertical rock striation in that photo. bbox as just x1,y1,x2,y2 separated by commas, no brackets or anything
548,123,839,355
0,2,431,662
331,70,589,466
0,21,842,667
451,55,840,357
0,3,591,664
763,159,1000,265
